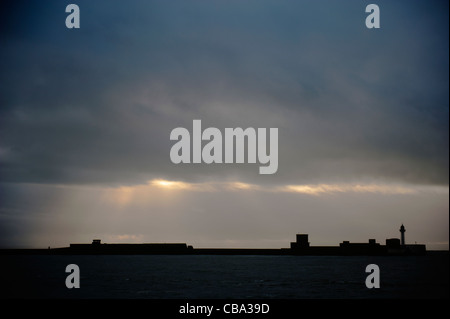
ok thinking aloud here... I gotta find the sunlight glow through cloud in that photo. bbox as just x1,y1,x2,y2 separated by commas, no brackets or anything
146,179,444,196
279,184,420,196
151,179,194,190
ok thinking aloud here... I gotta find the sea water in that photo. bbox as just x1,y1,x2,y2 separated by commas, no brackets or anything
1,254,448,299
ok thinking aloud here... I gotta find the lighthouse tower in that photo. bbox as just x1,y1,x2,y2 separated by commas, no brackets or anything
399,224,406,246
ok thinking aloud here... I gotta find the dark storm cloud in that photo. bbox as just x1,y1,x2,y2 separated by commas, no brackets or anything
0,0,448,186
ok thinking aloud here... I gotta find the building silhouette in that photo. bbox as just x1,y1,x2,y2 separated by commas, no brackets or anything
288,225,425,256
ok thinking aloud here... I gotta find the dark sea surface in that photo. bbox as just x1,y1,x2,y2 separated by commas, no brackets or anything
1,253,448,299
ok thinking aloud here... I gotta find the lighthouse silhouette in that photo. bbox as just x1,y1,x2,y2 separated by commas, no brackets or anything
399,224,406,246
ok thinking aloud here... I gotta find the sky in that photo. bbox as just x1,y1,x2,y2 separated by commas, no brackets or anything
0,0,448,249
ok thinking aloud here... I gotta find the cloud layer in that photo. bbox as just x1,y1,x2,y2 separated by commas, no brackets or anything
0,0,448,186
0,1,448,250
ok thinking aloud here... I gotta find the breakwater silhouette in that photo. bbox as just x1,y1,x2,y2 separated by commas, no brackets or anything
1,227,427,256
